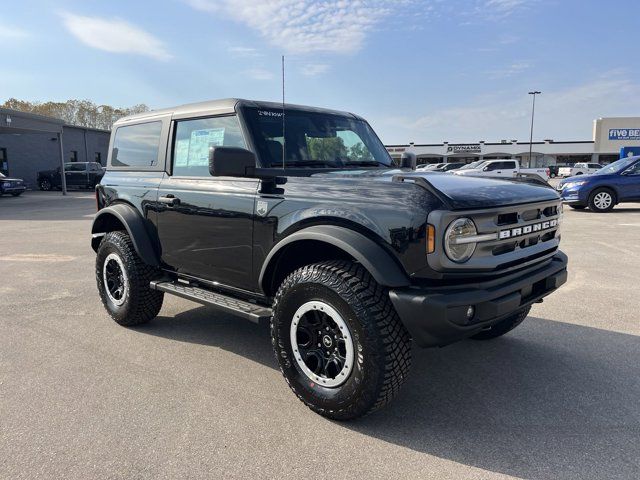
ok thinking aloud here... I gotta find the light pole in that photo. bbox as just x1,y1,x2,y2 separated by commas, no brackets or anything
528,91,541,168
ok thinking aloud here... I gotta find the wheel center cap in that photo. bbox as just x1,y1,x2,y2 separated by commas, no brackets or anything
322,335,333,348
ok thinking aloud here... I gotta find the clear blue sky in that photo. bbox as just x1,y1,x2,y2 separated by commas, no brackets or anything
2,0,639,144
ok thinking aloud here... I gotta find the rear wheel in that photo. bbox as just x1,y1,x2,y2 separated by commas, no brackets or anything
271,261,412,420
588,188,615,212
96,231,164,326
470,306,531,340
39,178,52,191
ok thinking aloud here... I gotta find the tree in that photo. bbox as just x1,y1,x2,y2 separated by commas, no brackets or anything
348,142,373,162
0,98,150,130
307,137,347,162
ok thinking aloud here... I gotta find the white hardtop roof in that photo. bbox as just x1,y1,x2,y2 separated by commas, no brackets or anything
113,98,360,126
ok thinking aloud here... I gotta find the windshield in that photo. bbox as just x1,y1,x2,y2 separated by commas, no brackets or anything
594,157,636,175
242,106,393,168
459,160,483,170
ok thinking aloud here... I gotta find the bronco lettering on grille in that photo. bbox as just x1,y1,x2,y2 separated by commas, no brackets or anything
499,219,558,239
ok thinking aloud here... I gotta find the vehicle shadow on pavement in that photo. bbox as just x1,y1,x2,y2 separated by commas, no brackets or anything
570,206,640,214
143,306,277,369
141,310,640,479
348,316,640,479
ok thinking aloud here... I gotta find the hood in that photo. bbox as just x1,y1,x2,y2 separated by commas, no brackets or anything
316,169,559,210
452,169,479,176
0,176,23,182
558,174,607,187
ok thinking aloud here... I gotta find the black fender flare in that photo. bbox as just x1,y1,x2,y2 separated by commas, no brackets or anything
259,225,410,293
91,203,160,267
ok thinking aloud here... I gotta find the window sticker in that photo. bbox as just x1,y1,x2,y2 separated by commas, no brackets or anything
174,139,190,167
186,128,225,166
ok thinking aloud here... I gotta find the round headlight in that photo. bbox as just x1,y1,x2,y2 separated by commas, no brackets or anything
444,217,477,263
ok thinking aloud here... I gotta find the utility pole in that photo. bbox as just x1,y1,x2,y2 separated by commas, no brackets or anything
528,91,541,168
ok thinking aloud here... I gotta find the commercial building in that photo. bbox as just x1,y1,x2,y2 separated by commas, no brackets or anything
0,108,110,186
386,116,640,168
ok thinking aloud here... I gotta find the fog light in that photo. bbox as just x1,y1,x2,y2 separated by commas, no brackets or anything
466,306,475,320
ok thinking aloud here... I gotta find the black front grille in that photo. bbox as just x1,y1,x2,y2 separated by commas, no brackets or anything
495,246,558,271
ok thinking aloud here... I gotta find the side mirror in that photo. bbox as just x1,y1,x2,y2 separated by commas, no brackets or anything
483,166,490,171
209,147,256,177
400,152,416,170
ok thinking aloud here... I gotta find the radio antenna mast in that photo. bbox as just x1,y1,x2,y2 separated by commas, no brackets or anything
281,55,286,170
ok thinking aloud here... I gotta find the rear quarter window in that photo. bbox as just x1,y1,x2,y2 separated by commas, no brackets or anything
111,121,163,168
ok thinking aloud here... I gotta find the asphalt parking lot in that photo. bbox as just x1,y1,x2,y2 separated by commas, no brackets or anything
1,190,640,480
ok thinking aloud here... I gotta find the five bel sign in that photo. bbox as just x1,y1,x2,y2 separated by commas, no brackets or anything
499,219,558,239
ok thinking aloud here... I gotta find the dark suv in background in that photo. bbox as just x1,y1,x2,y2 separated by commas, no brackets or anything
37,162,104,191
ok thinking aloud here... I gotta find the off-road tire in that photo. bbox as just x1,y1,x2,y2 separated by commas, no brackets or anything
271,260,412,420
470,306,531,340
96,231,163,326
588,188,615,212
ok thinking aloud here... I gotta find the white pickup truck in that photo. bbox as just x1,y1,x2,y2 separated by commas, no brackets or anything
453,159,550,182
558,162,601,177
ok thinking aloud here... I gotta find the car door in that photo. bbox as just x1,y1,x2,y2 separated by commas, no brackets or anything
88,162,102,186
64,163,83,187
485,161,515,177
617,161,640,201
155,114,259,291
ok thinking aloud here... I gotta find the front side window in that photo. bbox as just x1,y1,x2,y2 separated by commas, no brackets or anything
595,157,636,175
172,116,246,177
65,162,85,172
623,161,640,175
112,121,162,168
241,106,392,169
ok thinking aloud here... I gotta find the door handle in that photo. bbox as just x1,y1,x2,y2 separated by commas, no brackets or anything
159,194,181,206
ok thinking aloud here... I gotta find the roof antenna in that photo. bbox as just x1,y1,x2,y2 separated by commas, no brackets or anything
281,55,286,170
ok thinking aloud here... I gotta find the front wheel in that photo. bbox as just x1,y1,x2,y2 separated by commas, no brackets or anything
588,188,615,212
96,231,164,326
271,261,412,420
39,179,52,191
470,306,531,340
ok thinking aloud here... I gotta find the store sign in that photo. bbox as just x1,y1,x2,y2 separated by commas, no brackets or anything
608,129,640,140
447,144,481,154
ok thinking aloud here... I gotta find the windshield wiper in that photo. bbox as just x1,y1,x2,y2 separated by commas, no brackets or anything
342,160,388,167
268,160,336,168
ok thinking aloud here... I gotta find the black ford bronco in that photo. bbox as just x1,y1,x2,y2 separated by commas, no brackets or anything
92,99,567,420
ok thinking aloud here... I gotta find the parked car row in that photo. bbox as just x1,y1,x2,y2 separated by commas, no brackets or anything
454,159,550,182
417,160,550,181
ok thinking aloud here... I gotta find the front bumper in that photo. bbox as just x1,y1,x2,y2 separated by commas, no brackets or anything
389,252,568,348
558,183,590,205
0,184,26,194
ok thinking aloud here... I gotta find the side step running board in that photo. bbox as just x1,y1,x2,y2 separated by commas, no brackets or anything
150,280,272,324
